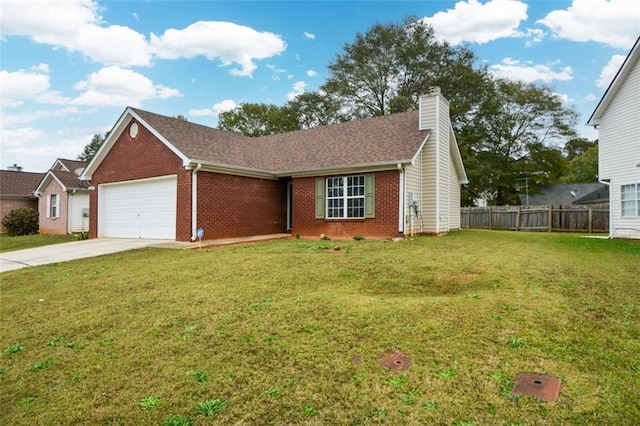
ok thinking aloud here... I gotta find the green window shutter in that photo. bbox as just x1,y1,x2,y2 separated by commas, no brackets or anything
365,174,375,218
315,177,325,219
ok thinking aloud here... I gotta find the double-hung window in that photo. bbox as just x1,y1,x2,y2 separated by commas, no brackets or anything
327,176,365,218
621,183,639,217
49,194,59,218
316,174,375,219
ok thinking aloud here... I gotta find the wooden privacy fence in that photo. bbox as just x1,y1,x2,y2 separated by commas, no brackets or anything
461,205,609,233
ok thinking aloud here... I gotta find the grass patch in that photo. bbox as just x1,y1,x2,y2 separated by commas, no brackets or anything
0,230,639,424
0,233,77,253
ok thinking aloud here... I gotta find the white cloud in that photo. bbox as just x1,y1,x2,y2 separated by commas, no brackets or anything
150,21,286,77
0,0,152,66
70,66,181,107
287,81,307,101
1,1,287,73
596,54,626,89
423,0,528,44
490,58,573,83
304,32,316,40
553,92,570,104
31,63,50,73
189,99,237,117
524,28,546,47
306,70,318,77
584,93,597,101
0,131,91,172
0,69,51,107
0,127,44,149
538,0,640,49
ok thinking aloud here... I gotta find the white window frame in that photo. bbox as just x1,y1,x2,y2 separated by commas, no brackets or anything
326,175,365,219
621,183,639,217
50,194,59,218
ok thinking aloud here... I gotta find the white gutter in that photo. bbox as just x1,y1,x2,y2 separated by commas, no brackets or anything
191,163,202,241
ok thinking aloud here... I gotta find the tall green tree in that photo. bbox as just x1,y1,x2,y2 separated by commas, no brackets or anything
561,142,599,183
78,132,109,163
218,103,299,136
287,91,348,129
461,79,577,205
321,16,492,125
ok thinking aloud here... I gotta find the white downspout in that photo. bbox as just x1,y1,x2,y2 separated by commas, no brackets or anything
190,163,202,241
599,178,612,238
434,94,441,233
398,163,405,234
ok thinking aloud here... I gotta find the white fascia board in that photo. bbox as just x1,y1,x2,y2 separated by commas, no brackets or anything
449,123,468,184
34,172,53,195
286,160,411,178
128,109,191,166
51,159,69,171
193,161,278,180
81,107,190,180
410,133,431,166
35,172,69,194
587,36,639,126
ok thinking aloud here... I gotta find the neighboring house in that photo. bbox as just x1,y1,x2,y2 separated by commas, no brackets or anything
81,88,468,241
35,159,90,234
587,36,640,240
519,183,609,206
0,170,44,233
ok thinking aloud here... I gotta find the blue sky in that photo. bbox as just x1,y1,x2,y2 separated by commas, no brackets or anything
1,0,638,172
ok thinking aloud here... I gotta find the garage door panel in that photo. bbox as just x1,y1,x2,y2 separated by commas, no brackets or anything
100,176,177,239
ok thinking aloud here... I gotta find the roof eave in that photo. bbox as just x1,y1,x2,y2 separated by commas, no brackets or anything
284,160,412,178
587,36,640,126
188,160,278,180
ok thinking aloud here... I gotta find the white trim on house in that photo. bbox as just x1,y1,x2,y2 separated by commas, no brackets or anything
98,175,177,239
587,36,640,239
81,108,191,180
587,37,640,126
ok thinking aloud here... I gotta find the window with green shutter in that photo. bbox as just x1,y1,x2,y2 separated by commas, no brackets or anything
315,174,375,219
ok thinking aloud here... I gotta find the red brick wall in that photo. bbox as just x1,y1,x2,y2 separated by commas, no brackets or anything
0,198,38,233
197,172,287,239
87,119,192,241
39,180,69,235
292,170,402,239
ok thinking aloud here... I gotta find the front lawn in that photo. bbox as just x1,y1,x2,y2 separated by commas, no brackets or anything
1,230,638,424
0,233,78,253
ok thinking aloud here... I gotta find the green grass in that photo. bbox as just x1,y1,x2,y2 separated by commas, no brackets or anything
0,233,78,253
1,230,639,424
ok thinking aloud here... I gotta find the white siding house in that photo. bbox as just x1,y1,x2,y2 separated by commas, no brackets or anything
402,88,468,236
587,37,640,239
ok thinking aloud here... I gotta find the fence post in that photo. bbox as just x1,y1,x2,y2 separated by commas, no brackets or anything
489,207,493,230
588,207,593,234
516,206,521,231
548,205,553,232
468,206,472,228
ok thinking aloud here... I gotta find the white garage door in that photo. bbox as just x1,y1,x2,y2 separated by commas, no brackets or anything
100,176,177,239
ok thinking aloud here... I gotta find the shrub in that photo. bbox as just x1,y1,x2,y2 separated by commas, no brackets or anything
2,207,39,236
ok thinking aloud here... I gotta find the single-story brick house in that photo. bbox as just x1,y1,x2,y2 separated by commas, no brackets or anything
0,169,44,233
34,158,90,234
81,88,468,241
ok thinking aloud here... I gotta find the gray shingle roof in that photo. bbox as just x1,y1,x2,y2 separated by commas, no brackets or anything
521,183,609,205
58,159,87,172
130,108,429,174
0,170,45,197
50,170,88,190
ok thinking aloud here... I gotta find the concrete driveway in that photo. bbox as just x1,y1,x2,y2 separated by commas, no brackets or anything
0,238,171,273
